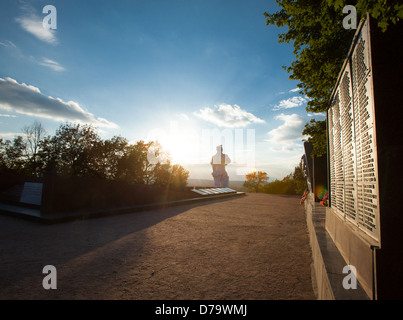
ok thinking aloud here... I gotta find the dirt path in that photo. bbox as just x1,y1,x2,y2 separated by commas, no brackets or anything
0,193,316,300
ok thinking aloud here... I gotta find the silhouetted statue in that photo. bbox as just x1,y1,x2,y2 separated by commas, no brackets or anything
210,145,231,188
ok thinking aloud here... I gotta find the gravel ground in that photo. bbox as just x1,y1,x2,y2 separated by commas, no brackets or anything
0,193,316,300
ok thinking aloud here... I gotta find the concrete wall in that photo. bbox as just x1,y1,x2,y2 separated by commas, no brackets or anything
325,208,374,299
305,194,334,300
305,194,370,300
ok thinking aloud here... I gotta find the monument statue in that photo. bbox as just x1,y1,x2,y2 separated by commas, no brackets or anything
210,145,231,188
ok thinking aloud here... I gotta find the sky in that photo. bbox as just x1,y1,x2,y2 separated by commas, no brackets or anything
0,0,326,181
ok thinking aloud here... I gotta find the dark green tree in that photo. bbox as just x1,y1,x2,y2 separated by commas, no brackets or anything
115,141,149,184
38,123,102,176
292,159,307,194
0,136,27,174
2,121,189,188
91,135,128,180
302,119,328,157
152,161,189,189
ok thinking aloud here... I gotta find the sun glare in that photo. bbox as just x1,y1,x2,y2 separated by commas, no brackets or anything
161,133,198,165
148,120,202,166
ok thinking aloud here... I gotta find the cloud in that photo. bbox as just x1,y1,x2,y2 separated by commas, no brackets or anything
39,58,65,72
0,40,17,49
194,104,265,128
0,114,17,118
1,39,63,72
0,132,24,140
15,4,57,45
272,96,308,111
307,112,326,117
0,77,118,128
289,87,300,93
269,144,303,153
267,113,307,144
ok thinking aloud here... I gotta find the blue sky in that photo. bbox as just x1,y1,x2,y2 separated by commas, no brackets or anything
0,0,325,181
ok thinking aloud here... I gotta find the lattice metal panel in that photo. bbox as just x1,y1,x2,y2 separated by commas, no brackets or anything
328,102,336,209
328,92,340,212
328,19,380,241
352,22,379,239
341,68,357,222
335,93,345,215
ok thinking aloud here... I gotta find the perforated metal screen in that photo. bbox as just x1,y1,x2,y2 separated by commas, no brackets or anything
327,19,380,242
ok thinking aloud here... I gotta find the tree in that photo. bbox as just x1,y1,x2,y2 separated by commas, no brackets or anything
243,171,268,193
152,161,189,189
2,121,189,188
22,120,46,176
115,141,149,184
260,160,307,195
263,177,291,194
292,159,307,195
144,141,170,185
38,123,102,176
169,164,189,189
355,0,403,32
152,161,172,187
91,135,128,180
264,0,403,156
302,119,327,157
0,136,27,174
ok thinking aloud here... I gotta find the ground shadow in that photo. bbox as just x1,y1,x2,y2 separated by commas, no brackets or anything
0,195,243,299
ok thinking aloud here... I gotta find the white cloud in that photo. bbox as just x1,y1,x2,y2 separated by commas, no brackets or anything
272,96,308,111
289,87,300,93
269,144,303,153
307,112,326,117
15,3,58,45
0,77,118,128
0,132,25,140
39,58,65,72
194,104,265,128
0,40,17,49
16,16,57,44
267,113,307,145
1,39,63,72
0,114,17,118
2,77,40,93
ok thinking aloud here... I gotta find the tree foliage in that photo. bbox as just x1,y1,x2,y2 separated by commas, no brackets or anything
1,122,189,189
244,160,307,195
22,120,47,176
263,160,307,195
0,136,26,174
264,0,402,156
243,171,268,193
302,119,328,157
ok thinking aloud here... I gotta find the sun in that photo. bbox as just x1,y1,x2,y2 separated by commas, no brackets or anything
161,133,199,165
145,119,204,166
